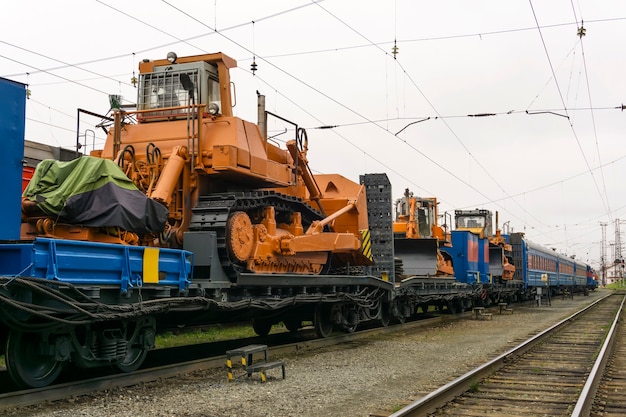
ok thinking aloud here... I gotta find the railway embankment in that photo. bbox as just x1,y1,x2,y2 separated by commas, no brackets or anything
4,289,608,417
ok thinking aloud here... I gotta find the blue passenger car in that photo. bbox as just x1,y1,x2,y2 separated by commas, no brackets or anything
510,232,589,295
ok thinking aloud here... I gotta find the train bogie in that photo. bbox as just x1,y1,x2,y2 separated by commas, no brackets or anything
0,235,193,387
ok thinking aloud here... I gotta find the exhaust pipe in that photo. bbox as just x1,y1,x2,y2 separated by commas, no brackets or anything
257,92,266,140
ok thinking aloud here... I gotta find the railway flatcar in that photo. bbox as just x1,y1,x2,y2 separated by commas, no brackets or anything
1,56,403,388
0,53,595,389
454,209,516,283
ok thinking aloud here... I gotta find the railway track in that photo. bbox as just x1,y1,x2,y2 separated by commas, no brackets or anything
0,315,445,411
585,293,626,416
389,293,622,417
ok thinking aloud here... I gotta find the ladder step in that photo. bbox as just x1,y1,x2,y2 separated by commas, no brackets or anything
245,360,286,382
478,313,493,320
245,360,285,373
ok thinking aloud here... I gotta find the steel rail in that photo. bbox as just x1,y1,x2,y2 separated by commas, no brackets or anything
0,315,445,411
389,292,614,417
571,295,625,417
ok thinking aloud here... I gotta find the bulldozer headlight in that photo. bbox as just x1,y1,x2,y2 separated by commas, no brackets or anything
208,102,220,115
167,52,177,64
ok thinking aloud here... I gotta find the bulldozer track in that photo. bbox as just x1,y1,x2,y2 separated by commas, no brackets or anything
189,191,323,277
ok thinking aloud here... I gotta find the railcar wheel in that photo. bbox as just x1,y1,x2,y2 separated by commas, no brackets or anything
252,318,272,337
115,345,148,373
342,323,358,333
341,307,359,333
283,318,301,333
379,304,391,327
5,330,63,388
447,300,458,314
392,299,406,324
314,304,333,338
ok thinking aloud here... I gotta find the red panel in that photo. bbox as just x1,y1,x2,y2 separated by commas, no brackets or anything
468,238,478,263
483,240,489,263
22,166,35,192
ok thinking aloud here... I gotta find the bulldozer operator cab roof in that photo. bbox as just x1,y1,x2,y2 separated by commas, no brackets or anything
136,52,236,121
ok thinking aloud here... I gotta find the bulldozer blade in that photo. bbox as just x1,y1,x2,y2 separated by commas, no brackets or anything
394,238,439,277
489,246,504,276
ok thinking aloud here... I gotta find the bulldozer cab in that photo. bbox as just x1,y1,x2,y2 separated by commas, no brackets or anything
454,209,492,239
455,209,515,280
393,190,452,278
393,189,439,239
136,52,235,121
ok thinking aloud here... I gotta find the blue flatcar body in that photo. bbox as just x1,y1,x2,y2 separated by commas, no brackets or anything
0,238,192,292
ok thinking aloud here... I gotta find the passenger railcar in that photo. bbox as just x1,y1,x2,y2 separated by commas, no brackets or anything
510,232,588,295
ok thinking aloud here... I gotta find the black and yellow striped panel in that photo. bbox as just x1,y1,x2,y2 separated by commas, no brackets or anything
226,359,233,381
360,229,373,262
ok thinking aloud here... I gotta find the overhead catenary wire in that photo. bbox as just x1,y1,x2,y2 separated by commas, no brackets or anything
567,1,612,223
310,0,547,229
163,0,624,260
1,1,623,265
576,22,613,221
528,0,612,222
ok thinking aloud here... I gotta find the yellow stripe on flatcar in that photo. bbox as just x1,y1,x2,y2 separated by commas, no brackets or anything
143,247,160,284
360,229,373,262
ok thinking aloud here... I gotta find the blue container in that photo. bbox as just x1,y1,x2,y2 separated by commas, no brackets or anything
0,77,27,241
449,230,480,284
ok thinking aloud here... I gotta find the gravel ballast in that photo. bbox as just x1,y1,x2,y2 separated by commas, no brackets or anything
5,289,609,417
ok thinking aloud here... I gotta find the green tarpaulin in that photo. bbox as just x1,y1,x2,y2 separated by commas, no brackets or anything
23,156,168,234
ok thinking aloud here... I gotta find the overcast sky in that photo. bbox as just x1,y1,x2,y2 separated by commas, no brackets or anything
2,0,625,269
